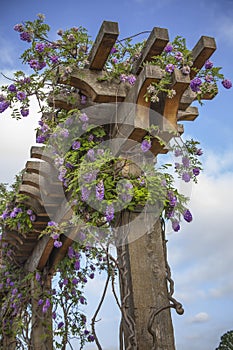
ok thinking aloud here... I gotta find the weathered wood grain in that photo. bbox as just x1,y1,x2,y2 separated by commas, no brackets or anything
88,21,119,70
132,27,169,75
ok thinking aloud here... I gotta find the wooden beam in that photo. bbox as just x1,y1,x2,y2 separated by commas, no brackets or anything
132,27,169,75
24,235,53,272
162,68,190,126
58,67,128,103
191,36,216,79
88,21,119,70
177,106,199,121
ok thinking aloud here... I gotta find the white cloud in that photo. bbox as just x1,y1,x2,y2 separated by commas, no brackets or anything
0,96,41,184
189,312,210,323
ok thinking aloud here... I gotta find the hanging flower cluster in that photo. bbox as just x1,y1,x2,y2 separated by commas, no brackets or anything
144,36,231,104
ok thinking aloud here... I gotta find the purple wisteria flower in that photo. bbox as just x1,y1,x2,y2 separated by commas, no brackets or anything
105,204,114,222
68,246,75,259
60,128,69,138
50,55,59,63
196,148,203,156
193,167,200,176
58,322,64,329
110,47,118,54
30,214,37,222
87,149,95,161
167,191,177,207
190,77,202,92
127,75,136,85
174,149,182,157
72,140,81,150
39,61,46,70
182,172,191,182
175,51,183,61
88,335,95,342
164,44,173,53
8,84,17,92
20,32,32,42
52,233,60,240
78,231,86,241
21,108,29,117
42,299,51,313
79,113,89,123
55,157,64,166
81,94,87,104
65,162,73,170
204,60,213,69
16,91,26,101
120,74,128,83
183,209,192,222
96,180,105,201
72,278,78,285
141,139,151,152
79,296,86,304
63,278,68,286
35,272,41,282
83,171,97,182
58,167,67,182
172,220,180,232
14,24,24,32
222,79,232,89
27,209,33,215
36,135,46,143
22,77,31,84
1,210,9,220
35,43,46,52
182,156,190,168
74,260,80,270
205,74,214,83
0,100,10,113
48,221,58,226
81,186,91,201
29,59,40,70
165,63,175,74
54,240,62,248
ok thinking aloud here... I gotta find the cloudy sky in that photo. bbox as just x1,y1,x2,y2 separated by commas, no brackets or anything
1,0,233,349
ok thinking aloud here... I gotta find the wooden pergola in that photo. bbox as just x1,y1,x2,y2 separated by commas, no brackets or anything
1,21,217,350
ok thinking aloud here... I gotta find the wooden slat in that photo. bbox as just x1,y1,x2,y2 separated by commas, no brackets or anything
112,65,163,155
88,21,119,70
132,27,169,75
22,172,62,195
162,68,190,126
191,36,216,79
24,235,53,272
26,161,58,182
177,106,199,121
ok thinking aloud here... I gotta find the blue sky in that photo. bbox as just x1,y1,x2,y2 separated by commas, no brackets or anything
0,0,233,349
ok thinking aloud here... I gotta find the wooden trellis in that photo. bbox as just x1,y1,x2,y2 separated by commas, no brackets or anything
1,21,217,350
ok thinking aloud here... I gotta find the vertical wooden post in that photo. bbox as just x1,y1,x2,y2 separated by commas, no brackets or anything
2,334,17,350
30,272,53,350
118,213,176,350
